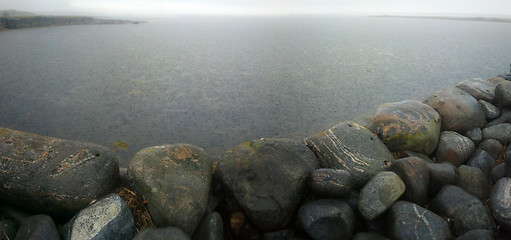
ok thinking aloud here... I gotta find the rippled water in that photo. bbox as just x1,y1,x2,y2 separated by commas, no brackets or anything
1,16,510,166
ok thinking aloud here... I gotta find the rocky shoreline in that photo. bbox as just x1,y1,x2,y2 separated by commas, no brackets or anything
0,16,143,30
2,72,511,239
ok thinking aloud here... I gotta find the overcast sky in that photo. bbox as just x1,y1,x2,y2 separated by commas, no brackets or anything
2,0,511,17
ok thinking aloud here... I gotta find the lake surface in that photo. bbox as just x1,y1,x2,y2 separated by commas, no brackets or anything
1,16,511,166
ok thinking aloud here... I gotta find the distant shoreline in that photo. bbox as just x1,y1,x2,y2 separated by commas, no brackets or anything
0,16,144,30
374,15,511,23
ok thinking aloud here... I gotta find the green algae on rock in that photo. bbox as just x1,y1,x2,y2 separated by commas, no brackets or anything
367,100,441,155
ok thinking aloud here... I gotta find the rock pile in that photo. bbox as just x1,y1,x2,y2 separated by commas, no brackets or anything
2,76,511,239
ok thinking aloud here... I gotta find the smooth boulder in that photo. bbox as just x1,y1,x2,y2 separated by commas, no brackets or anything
479,100,500,119
0,127,119,217
358,171,405,220
427,162,457,196
367,100,441,155
456,165,489,200
309,168,353,198
14,215,60,240
304,121,393,188
390,157,429,205
297,199,355,240
435,131,475,166
216,138,317,231
423,87,486,133
456,78,497,102
127,144,211,234
495,81,511,107
489,177,511,231
482,123,511,144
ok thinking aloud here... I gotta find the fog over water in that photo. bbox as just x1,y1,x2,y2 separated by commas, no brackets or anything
1,16,511,166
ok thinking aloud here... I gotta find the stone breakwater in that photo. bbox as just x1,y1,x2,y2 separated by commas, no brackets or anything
1,73,511,239
0,16,142,30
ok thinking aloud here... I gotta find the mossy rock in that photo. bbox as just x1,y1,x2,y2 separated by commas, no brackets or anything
367,100,441,155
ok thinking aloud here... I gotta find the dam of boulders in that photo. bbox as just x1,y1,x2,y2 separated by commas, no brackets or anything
2,73,511,240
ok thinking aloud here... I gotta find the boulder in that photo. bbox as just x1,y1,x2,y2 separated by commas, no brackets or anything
297,199,355,240
495,81,511,107
14,215,60,240
388,201,452,240
403,151,433,162
479,100,500,119
435,131,475,166
466,150,496,176
358,171,405,220
191,212,223,240
0,217,17,240
132,227,190,240
127,144,211,234
487,108,511,127
62,194,135,240
367,100,441,155
216,139,317,231
489,177,511,231
262,229,301,240
456,78,497,102
0,127,119,217
477,139,503,160
488,76,506,84
455,229,493,240
423,87,486,133
426,162,457,196
352,232,390,240
464,128,482,145
430,185,494,236
389,157,429,205
456,165,489,200
491,163,507,183
309,168,353,198
304,121,393,188
482,123,511,144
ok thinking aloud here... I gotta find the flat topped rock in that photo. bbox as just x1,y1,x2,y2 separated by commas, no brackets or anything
367,100,441,155
304,121,393,188
423,87,486,133
456,78,497,102
0,127,119,217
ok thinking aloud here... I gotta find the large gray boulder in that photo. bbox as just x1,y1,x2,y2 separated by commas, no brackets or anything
389,157,429,206
367,100,441,155
482,123,511,144
216,138,317,231
358,171,405,220
297,199,355,240
423,87,486,133
127,144,211,235
62,193,135,240
304,121,393,188
456,78,497,102
0,127,119,217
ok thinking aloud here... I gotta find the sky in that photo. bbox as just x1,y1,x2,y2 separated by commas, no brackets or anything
2,0,511,17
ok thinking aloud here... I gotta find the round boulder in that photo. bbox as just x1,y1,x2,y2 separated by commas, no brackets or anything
495,81,511,107
309,168,353,198
358,171,405,220
367,100,441,155
127,144,211,235
435,131,475,166
297,199,355,240
489,177,511,231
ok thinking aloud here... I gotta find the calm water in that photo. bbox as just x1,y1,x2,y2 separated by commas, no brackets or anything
1,16,511,166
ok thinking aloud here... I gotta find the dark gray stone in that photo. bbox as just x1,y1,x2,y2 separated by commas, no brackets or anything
492,163,507,183
358,171,405,220
495,81,511,107
455,229,493,240
14,215,60,240
389,157,429,205
304,121,393,188
490,177,511,231
456,165,490,199
352,232,390,240
506,146,511,177
309,168,353,198
456,78,497,102
464,128,482,145
430,185,494,236
0,217,17,240
467,150,496,176
423,87,486,133
216,139,317,231
62,193,135,240
403,151,433,162
436,131,475,166
191,212,223,240
367,100,441,155
0,127,119,217
487,109,511,127
479,100,501,119
128,144,211,234
297,199,355,240
482,123,511,144
132,227,190,240
427,162,457,196
262,230,304,240
477,139,503,160
388,201,452,240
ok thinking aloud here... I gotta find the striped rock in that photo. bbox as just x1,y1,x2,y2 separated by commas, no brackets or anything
304,121,393,188
367,100,441,155
436,131,475,166
423,87,486,133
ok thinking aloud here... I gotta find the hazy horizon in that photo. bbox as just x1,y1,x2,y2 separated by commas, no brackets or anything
1,0,511,18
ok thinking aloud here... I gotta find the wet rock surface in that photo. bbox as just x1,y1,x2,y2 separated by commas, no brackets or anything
297,199,355,240
309,168,353,198
0,127,119,217
367,100,441,155
216,138,317,231
127,144,211,234
435,131,475,166
490,178,511,231
358,171,405,220
423,87,486,133
304,121,393,188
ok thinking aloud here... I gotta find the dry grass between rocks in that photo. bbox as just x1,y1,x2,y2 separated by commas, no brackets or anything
115,187,154,232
